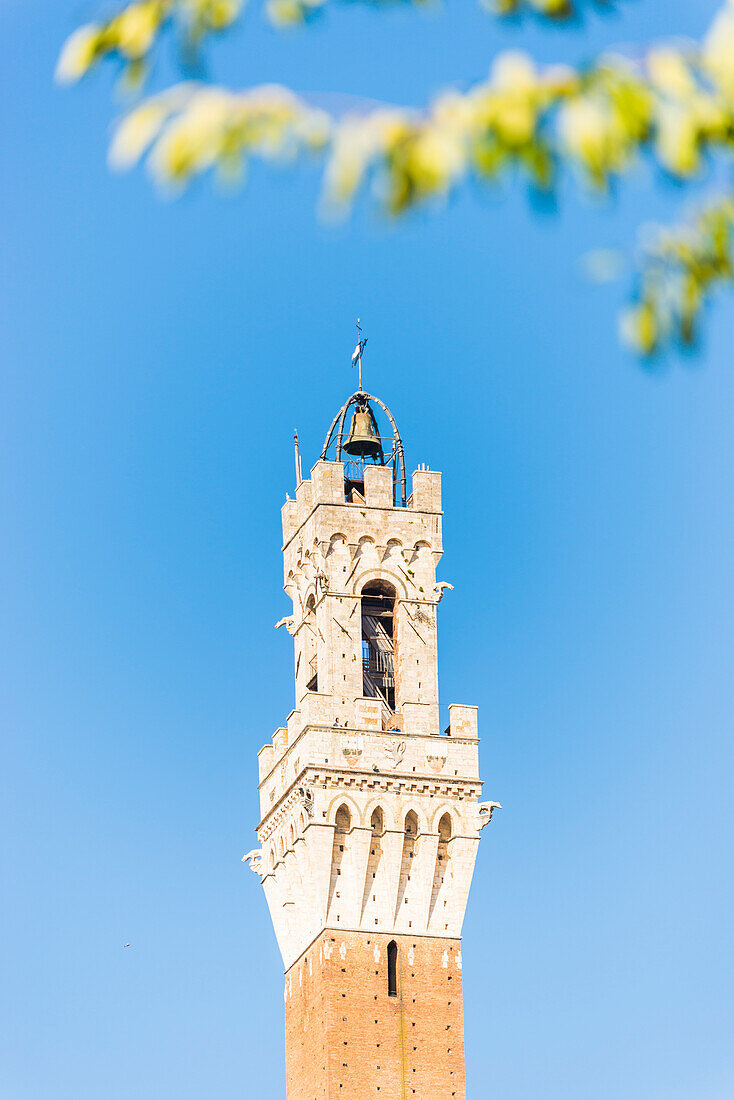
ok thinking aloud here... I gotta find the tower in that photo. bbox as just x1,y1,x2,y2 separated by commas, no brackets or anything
245,370,498,1099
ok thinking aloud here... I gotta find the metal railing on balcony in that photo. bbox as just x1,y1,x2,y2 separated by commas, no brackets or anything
362,651,394,678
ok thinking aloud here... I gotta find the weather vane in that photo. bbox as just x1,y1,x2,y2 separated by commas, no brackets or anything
351,317,368,392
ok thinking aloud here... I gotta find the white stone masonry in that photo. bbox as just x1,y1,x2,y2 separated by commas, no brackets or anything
247,461,496,972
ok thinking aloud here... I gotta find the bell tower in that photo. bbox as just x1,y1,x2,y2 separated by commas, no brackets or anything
244,366,499,1100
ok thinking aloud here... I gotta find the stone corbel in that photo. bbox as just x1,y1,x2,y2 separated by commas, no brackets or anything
477,801,502,830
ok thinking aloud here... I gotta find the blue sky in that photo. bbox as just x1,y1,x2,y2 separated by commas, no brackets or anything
1,1,733,1097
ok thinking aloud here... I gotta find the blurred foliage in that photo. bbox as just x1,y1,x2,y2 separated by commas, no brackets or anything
623,198,734,354
108,84,330,184
55,1,244,87
269,0,619,27
53,0,618,67
486,0,616,19
58,0,734,355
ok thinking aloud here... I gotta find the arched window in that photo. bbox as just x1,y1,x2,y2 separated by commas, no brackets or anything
370,807,384,835
361,580,396,712
305,595,318,692
387,940,398,997
438,813,452,842
429,812,453,927
404,810,419,837
327,805,353,923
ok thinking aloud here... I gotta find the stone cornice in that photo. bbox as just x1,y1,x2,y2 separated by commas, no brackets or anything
257,764,483,835
258,723,480,790
283,925,463,976
282,499,444,553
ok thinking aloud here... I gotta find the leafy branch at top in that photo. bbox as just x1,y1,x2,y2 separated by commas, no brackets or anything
487,0,618,20
58,0,734,355
55,0,244,87
55,0,625,85
624,197,734,354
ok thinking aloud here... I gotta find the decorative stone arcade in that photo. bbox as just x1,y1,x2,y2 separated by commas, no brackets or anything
243,383,500,1100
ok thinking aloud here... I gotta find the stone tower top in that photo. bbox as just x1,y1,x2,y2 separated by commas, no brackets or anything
246,381,498,977
280,386,446,743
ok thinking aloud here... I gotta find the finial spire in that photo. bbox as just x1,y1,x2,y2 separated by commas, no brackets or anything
351,318,368,392
294,430,302,487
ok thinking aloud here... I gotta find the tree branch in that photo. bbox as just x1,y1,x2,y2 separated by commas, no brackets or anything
57,0,734,353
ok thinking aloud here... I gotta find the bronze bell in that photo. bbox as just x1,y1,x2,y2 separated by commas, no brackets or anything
343,409,382,458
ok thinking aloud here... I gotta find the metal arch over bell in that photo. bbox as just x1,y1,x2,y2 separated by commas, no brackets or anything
343,407,382,459
320,376,407,505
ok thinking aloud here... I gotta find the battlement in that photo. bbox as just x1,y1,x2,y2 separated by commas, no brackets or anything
251,696,484,971
257,714,481,814
258,703,480,789
254,757,483,970
282,461,442,548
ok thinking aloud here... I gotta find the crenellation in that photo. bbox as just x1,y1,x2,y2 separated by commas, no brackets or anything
273,725,289,754
411,468,442,513
448,704,479,739
282,497,299,545
258,724,481,798
311,459,345,506
294,475,313,524
258,742,275,782
363,464,393,507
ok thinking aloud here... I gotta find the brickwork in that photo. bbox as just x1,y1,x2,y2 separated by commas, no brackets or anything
285,930,466,1100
